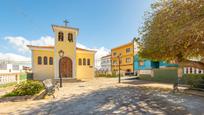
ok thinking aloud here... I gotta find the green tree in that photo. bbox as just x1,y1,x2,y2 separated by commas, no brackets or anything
139,0,204,69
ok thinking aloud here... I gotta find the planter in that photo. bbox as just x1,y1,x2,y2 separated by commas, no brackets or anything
0,89,46,103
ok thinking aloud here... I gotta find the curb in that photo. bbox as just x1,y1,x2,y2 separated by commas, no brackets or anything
183,89,204,97
0,89,46,103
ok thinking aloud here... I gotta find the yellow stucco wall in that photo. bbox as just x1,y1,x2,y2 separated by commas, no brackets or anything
32,50,54,80
111,42,134,73
76,50,95,80
30,25,95,81
53,26,78,79
31,48,95,80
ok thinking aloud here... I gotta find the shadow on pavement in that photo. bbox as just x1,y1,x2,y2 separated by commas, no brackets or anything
15,87,193,115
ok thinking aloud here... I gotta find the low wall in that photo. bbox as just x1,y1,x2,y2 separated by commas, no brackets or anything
139,68,178,83
0,73,33,85
0,73,19,85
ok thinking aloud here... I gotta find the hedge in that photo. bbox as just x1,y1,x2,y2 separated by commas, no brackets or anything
139,68,178,84
139,72,204,89
181,74,204,89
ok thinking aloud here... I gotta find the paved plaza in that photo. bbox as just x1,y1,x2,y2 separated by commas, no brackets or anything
0,77,204,115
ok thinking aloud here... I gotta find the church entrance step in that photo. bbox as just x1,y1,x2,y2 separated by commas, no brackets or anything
54,79,82,83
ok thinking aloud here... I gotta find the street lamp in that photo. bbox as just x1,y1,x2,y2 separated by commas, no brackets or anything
117,54,122,83
58,50,64,87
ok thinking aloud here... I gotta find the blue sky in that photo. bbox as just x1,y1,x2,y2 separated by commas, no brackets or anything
0,0,154,62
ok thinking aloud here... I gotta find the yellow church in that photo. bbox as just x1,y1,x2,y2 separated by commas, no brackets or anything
28,22,96,80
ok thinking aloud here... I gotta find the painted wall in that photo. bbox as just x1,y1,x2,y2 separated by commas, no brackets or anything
111,42,134,73
76,50,95,80
159,61,178,68
134,55,159,70
32,50,54,80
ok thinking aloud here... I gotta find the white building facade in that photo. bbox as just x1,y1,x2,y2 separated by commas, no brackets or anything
101,55,111,74
0,59,30,74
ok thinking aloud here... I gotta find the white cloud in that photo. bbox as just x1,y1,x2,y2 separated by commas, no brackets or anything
4,36,110,68
0,53,31,62
76,43,91,49
5,36,54,53
5,36,30,52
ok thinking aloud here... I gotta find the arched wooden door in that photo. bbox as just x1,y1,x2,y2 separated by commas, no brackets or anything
59,57,72,78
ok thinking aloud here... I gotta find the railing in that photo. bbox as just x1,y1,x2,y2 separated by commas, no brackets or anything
183,67,204,74
0,73,19,85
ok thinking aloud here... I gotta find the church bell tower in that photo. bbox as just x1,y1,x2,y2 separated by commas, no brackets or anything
52,20,79,79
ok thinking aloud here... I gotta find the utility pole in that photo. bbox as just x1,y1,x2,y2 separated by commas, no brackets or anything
118,54,122,83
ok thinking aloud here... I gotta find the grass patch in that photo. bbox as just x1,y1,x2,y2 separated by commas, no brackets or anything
0,82,17,88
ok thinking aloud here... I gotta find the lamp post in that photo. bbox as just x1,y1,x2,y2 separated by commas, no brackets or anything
58,50,64,87
117,54,122,83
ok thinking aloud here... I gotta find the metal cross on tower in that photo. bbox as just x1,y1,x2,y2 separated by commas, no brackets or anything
64,19,69,27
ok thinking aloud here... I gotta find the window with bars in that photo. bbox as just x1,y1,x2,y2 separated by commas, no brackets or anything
38,56,42,65
68,33,73,42
83,58,86,65
126,48,131,53
44,56,48,65
49,57,53,65
79,58,82,65
58,32,64,41
87,59,90,65
126,58,131,63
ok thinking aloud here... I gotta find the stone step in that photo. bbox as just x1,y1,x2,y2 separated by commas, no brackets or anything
54,79,82,83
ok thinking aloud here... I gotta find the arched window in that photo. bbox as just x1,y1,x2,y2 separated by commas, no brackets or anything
58,32,64,41
78,58,82,65
87,59,90,66
68,33,73,42
83,58,86,65
44,56,48,65
38,56,42,65
49,57,53,65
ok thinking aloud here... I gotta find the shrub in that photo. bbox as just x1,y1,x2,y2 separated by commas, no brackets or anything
181,74,204,89
3,80,44,97
139,74,153,81
153,68,178,83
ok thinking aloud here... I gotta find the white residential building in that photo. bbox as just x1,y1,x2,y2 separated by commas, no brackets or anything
101,55,111,73
0,59,31,74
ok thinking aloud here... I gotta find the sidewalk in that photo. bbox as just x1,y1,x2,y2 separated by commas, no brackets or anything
121,77,186,90
122,77,204,97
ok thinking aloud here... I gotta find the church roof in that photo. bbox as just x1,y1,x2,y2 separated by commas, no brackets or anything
52,25,79,32
27,45,96,53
